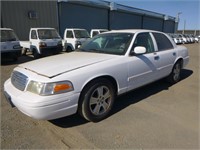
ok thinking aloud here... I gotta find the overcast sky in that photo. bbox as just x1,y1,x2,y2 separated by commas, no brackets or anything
106,0,200,30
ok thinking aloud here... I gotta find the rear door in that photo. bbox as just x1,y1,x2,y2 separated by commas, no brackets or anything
151,32,176,79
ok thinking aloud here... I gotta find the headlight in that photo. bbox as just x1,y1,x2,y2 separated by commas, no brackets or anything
39,42,47,48
27,81,74,96
75,41,81,45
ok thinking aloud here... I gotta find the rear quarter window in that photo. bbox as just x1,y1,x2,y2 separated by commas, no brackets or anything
153,32,174,51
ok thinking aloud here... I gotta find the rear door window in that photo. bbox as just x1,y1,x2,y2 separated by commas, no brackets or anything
152,33,173,51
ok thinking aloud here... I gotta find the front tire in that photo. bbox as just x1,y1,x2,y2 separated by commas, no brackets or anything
66,46,73,52
79,79,115,122
33,49,40,59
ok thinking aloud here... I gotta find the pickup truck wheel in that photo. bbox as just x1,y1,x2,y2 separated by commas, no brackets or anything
33,49,40,59
79,79,115,122
66,46,72,52
167,61,182,84
22,48,27,55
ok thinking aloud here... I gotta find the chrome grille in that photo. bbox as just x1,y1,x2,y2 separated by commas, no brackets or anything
11,71,28,91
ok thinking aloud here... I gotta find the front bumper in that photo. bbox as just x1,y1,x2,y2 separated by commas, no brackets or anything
40,45,63,54
1,49,21,58
4,79,80,120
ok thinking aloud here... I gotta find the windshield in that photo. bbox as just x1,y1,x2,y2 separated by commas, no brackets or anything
74,30,90,38
78,33,133,55
0,30,18,42
38,29,60,39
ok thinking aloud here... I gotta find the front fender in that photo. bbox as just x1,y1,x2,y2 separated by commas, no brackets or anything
30,45,40,54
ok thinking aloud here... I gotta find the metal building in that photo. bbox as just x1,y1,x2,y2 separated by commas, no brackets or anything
1,0,176,40
57,0,176,37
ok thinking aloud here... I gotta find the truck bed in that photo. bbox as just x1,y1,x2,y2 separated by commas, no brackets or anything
20,41,30,49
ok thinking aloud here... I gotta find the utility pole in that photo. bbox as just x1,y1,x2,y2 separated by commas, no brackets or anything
175,12,182,33
183,20,186,34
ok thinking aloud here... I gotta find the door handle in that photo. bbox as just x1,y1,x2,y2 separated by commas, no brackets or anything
154,56,159,60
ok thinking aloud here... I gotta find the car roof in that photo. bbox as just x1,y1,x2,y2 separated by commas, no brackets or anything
65,28,87,30
107,29,164,34
0,28,13,31
91,29,108,31
31,28,56,30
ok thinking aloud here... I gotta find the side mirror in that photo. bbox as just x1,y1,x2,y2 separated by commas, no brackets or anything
130,46,146,55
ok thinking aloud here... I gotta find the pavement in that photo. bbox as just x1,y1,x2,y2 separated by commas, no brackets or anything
1,43,199,149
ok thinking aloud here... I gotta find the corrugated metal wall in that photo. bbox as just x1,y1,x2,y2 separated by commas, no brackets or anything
163,20,175,33
58,2,109,37
1,1,58,40
142,16,163,31
109,11,142,29
58,2,175,33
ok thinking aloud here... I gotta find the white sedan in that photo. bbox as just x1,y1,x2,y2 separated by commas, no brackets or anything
4,29,189,122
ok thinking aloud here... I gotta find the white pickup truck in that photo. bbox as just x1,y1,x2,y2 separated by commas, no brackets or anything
0,28,22,61
63,28,90,52
20,28,63,58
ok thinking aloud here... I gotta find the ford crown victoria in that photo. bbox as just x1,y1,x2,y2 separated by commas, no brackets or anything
4,30,189,122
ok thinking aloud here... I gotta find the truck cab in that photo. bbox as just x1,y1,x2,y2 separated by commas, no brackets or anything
63,28,90,52
0,28,21,61
21,28,63,58
90,29,108,38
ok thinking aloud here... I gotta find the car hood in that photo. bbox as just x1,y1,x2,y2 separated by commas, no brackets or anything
19,52,116,78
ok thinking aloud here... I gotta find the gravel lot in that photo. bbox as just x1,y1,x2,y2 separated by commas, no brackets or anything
1,43,199,149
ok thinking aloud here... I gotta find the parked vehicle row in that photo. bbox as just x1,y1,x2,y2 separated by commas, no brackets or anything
167,33,199,44
1,28,109,60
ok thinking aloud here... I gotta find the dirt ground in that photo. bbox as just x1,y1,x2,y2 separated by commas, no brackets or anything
1,43,199,149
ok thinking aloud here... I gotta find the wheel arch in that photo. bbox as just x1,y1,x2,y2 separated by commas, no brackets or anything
174,57,184,68
78,75,118,105
30,45,40,54
66,43,74,50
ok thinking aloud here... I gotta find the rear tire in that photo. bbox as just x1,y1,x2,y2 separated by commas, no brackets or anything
78,78,115,122
167,61,182,84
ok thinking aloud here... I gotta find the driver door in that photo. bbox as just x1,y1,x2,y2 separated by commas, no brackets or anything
127,32,159,90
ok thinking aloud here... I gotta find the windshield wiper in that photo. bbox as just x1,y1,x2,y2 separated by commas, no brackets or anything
88,49,108,54
76,48,107,54
75,48,87,52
